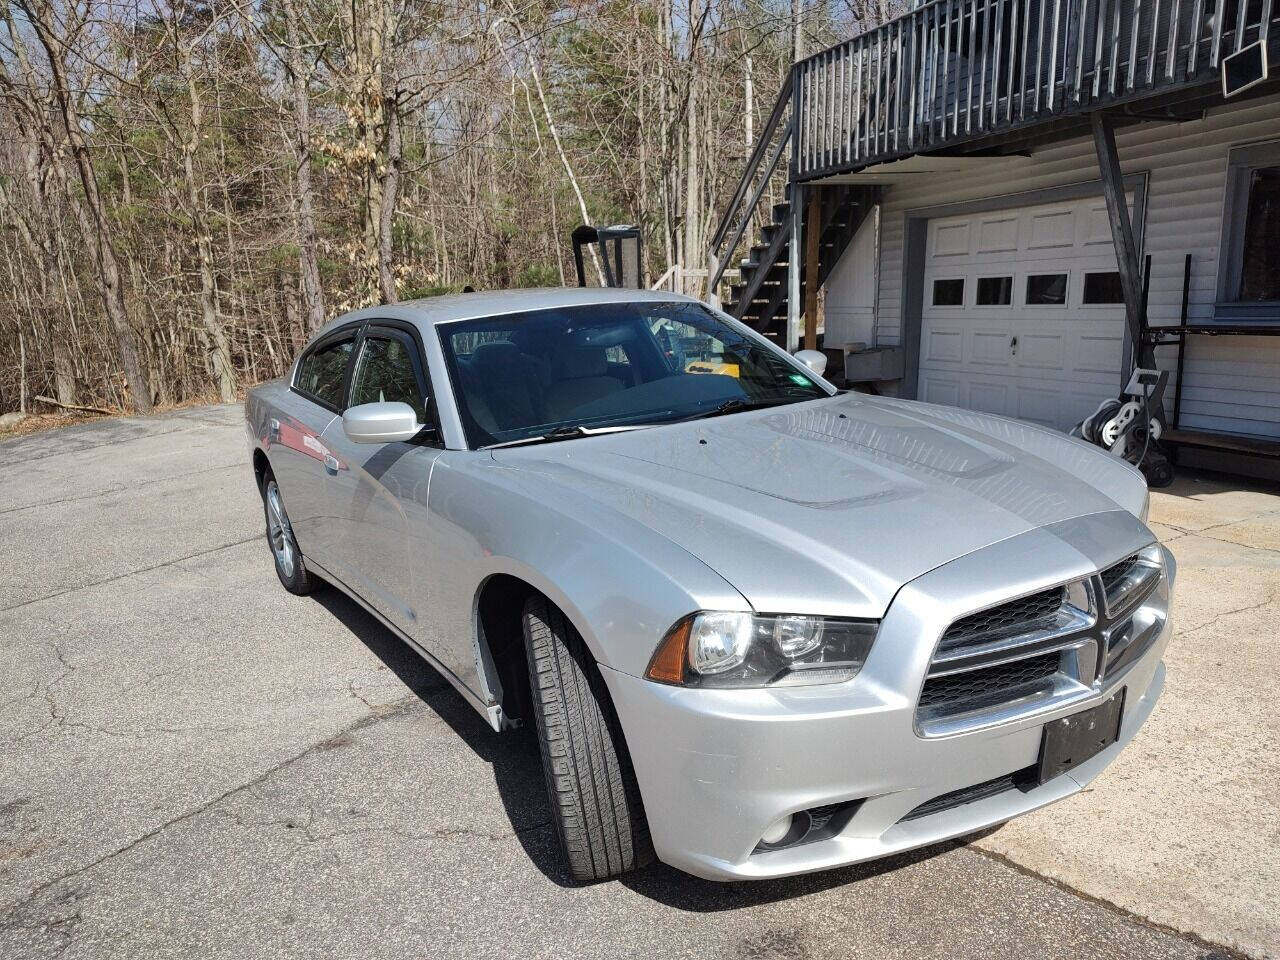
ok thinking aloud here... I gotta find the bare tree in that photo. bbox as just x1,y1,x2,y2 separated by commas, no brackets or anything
10,0,153,411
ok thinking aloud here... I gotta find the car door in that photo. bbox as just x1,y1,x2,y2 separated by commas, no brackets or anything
319,323,444,635
271,327,360,569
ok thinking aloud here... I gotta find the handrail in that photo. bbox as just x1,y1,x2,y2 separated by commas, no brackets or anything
790,0,1280,180
650,265,678,291
706,72,794,297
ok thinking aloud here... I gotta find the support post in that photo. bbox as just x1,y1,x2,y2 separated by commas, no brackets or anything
804,187,822,351
786,181,803,352
1090,112,1152,369
707,253,721,308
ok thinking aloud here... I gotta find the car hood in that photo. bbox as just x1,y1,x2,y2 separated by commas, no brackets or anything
491,393,1147,617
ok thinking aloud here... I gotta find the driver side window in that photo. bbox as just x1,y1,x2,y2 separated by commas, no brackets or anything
349,334,428,423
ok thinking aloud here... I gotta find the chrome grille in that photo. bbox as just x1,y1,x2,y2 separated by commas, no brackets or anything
938,587,1067,652
917,652,1062,711
1101,552,1162,618
917,545,1168,736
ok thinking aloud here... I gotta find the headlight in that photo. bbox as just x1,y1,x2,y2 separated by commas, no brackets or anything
645,611,877,688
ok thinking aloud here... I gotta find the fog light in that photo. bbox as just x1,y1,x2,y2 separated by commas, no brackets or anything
760,815,794,846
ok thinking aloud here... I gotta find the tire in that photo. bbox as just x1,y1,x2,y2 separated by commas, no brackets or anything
522,596,653,881
260,471,315,596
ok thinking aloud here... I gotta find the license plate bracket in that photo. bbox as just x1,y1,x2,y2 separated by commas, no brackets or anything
1037,690,1125,784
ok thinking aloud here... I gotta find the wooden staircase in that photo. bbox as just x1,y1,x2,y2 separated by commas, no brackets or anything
725,185,877,342
707,72,878,345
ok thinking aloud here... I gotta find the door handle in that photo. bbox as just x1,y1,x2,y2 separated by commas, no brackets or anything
1010,335,1019,356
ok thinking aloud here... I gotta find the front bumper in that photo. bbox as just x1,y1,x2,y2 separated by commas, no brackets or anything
601,513,1173,881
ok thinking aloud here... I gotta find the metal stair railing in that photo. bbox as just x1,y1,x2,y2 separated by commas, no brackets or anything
706,72,794,303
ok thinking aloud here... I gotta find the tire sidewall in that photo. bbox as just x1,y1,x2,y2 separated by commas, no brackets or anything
261,474,311,594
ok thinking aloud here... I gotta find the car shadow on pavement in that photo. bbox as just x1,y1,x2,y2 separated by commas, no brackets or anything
619,833,996,912
312,586,991,908
311,588,564,864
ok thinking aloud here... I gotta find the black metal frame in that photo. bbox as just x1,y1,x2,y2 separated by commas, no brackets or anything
1140,253,1280,460
571,224,643,289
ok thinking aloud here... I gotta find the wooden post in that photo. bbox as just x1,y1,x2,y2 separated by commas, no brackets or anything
804,187,822,351
1090,112,1151,369
786,181,803,352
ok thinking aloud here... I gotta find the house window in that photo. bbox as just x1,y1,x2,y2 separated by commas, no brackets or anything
1238,167,1280,301
932,278,965,306
1026,273,1068,305
1217,140,1280,319
976,276,1013,305
1083,271,1125,304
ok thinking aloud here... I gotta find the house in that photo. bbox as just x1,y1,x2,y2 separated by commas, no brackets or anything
709,0,1280,479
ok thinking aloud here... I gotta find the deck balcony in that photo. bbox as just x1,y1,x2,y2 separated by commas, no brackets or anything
710,0,1278,347
792,0,1279,180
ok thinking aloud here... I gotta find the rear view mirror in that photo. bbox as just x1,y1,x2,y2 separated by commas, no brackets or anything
342,402,421,444
794,349,828,377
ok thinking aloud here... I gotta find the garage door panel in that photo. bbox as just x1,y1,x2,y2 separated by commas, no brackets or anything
920,377,962,408
931,220,971,257
1027,209,1075,250
977,215,1018,254
1013,386,1067,428
1083,204,1115,247
1082,196,1132,247
1018,332,1069,369
1076,334,1126,376
919,194,1127,433
971,330,1014,365
923,328,965,363
967,382,1010,416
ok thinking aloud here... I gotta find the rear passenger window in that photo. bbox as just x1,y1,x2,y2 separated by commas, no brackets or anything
295,337,354,408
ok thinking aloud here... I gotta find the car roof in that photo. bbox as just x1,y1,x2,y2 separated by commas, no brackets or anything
320,287,703,336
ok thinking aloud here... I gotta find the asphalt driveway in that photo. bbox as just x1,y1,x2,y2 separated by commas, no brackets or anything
0,404,1273,959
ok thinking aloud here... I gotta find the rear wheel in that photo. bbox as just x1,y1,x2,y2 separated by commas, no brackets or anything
522,596,653,881
261,473,315,595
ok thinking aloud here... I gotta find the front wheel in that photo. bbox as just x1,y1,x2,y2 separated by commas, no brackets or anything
261,473,315,595
522,597,653,881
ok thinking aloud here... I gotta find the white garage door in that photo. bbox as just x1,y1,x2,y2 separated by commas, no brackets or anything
918,195,1130,432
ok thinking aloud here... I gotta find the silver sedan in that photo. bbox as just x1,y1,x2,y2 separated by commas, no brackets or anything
245,288,1173,882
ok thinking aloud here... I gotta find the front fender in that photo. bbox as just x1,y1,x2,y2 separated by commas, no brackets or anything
426,454,749,683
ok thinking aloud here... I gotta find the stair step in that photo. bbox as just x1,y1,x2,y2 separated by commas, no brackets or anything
760,222,787,243
772,202,791,222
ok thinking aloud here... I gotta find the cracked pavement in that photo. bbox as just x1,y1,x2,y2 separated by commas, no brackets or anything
1,404,1274,958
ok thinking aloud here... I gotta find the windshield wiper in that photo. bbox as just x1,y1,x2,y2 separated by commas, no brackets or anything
484,423,652,450
674,396,804,423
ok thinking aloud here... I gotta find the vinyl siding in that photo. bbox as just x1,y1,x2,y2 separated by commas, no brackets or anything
833,90,1280,440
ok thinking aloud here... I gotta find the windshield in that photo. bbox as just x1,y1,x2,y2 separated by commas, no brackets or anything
437,301,831,448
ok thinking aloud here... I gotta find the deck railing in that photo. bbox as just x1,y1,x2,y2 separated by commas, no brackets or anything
794,0,1277,178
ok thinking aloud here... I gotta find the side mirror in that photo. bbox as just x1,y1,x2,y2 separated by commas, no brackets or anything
342,402,421,444
794,349,828,377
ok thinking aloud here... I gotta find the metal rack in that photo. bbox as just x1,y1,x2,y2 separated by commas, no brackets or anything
1142,254,1280,462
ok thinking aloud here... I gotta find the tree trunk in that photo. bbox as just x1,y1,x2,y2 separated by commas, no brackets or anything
177,30,236,403
280,0,327,331
378,92,401,303
17,2,152,411
683,22,701,298
355,0,388,301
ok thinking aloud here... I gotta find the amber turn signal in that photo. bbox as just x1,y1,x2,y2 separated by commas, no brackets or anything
645,616,691,685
